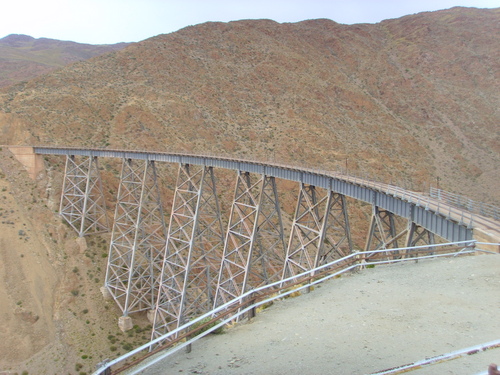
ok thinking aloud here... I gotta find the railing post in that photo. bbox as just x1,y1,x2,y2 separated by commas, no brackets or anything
352,250,365,270
95,360,111,375
248,292,256,320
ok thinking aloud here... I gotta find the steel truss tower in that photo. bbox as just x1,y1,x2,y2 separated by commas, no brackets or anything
365,206,436,260
152,164,224,340
214,172,286,308
104,159,167,317
364,206,408,260
404,221,436,257
318,192,353,264
282,184,352,281
59,155,109,237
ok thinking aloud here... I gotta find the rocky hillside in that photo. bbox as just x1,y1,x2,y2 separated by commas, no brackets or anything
0,34,130,88
1,7,499,204
0,6,499,374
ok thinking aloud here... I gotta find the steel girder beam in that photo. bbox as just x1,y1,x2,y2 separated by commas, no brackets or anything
104,159,167,316
282,184,352,281
37,147,476,243
152,164,224,340
39,148,472,242
214,172,286,308
59,155,110,237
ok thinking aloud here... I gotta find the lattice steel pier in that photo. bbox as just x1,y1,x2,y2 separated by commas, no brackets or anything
102,159,167,330
59,155,110,237
152,164,224,340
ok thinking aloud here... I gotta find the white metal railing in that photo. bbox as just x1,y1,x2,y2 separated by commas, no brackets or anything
370,339,500,375
92,240,499,375
430,187,500,221
342,174,478,229
313,166,488,231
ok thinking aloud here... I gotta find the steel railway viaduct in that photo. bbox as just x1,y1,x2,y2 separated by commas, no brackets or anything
8,146,500,345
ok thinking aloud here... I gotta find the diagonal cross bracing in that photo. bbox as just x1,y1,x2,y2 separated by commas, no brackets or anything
104,159,167,316
214,172,286,308
59,155,110,237
364,206,408,260
404,222,436,257
152,164,224,341
250,175,287,288
282,184,352,281
317,193,353,265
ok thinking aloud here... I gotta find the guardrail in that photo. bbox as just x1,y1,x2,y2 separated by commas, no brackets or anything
92,240,499,375
371,339,500,375
430,187,500,221
341,175,477,229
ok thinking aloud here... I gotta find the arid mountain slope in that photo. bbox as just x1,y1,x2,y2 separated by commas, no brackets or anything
0,34,130,88
1,8,498,203
0,7,499,374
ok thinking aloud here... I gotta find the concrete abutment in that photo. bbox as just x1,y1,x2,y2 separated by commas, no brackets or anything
8,146,44,180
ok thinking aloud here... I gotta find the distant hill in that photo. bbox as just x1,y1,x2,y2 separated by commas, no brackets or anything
0,34,130,87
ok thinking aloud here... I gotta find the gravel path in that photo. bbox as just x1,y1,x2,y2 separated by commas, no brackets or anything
139,254,500,375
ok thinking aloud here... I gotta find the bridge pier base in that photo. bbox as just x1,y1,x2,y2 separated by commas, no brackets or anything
118,316,133,332
100,286,113,300
147,309,155,324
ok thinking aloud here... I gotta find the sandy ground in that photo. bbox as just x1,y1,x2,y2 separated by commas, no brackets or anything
139,254,500,375
0,169,59,367
1,149,154,375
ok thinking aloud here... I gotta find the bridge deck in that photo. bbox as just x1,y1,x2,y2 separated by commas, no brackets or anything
32,146,500,242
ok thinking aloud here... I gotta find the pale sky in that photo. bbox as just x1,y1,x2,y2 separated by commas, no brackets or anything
1,0,499,45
